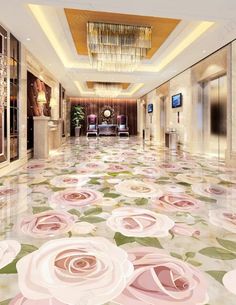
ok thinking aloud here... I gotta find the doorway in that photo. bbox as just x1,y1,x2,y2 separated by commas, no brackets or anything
142,102,146,139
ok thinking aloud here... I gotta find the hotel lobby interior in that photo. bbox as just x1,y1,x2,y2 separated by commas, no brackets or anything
1,1,236,304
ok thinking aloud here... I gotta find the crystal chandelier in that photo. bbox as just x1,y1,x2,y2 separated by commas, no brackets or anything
94,82,122,98
87,22,152,72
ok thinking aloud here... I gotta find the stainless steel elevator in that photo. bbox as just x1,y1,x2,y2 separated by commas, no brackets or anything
201,74,227,158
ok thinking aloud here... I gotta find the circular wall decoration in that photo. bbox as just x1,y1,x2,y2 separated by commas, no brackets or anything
104,109,112,118
100,105,115,122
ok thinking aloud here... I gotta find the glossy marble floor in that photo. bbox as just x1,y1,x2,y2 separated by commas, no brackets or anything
1,137,236,305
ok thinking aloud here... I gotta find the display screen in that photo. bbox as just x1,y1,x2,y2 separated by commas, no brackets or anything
148,104,153,113
172,93,182,108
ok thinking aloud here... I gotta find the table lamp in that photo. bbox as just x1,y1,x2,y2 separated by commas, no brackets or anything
37,90,46,116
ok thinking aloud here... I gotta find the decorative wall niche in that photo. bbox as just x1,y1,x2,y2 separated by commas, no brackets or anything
27,71,51,149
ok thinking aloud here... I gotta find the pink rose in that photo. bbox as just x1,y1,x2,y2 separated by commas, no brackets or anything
152,193,203,212
158,163,180,171
0,186,18,198
24,162,45,172
170,223,200,238
115,247,208,305
209,209,236,233
191,183,236,199
134,167,163,178
0,185,31,201
107,164,128,172
107,207,174,237
9,294,66,305
19,210,77,238
76,161,106,173
49,188,103,209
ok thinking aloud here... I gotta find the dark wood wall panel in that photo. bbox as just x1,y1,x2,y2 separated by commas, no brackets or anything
27,71,51,117
70,98,137,136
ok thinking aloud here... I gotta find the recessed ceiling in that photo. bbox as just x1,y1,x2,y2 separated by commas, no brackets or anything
64,8,181,59
86,81,130,90
1,1,236,98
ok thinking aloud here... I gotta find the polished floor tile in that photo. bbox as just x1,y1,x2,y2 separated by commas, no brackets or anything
1,137,236,305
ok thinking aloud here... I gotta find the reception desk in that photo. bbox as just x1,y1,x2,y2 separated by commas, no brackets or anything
98,124,117,136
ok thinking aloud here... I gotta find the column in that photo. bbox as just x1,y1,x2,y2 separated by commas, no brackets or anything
226,41,236,166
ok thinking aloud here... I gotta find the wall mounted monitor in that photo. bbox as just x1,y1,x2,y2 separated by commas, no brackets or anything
172,93,182,108
148,103,153,113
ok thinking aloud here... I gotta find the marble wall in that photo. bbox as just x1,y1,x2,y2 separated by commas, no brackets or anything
139,46,230,159
0,33,62,176
168,69,192,151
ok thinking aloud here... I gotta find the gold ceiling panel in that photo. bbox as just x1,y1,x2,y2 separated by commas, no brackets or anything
86,81,130,90
64,9,181,59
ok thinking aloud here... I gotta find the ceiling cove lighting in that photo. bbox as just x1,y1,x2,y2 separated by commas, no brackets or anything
94,82,122,98
28,5,214,73
87,22,152,72
151,21,214,72
74,81,143,96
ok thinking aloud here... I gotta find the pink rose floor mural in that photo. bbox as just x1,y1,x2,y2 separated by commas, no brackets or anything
1,137,236,304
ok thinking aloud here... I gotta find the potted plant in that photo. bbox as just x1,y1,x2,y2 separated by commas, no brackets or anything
72,105,85,137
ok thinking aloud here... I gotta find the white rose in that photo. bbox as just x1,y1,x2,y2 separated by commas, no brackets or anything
98,197,117,207
72,222,96,234
0,240,21,269
9,293,67,305
16,237,133,305
106,207,174,237
115,180,162,198
107,178,122,184
223,269,236,295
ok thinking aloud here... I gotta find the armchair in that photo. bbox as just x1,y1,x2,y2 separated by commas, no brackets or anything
117,115,129,136
86,114,98,137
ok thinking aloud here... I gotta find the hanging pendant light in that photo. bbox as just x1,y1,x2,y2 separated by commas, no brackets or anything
94,82,122,98
87,22,152,72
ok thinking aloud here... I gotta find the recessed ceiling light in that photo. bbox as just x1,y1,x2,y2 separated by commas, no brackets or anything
26,38,31,41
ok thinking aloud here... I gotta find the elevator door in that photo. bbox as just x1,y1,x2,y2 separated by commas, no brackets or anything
203,75,227,158
160,96,166,144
